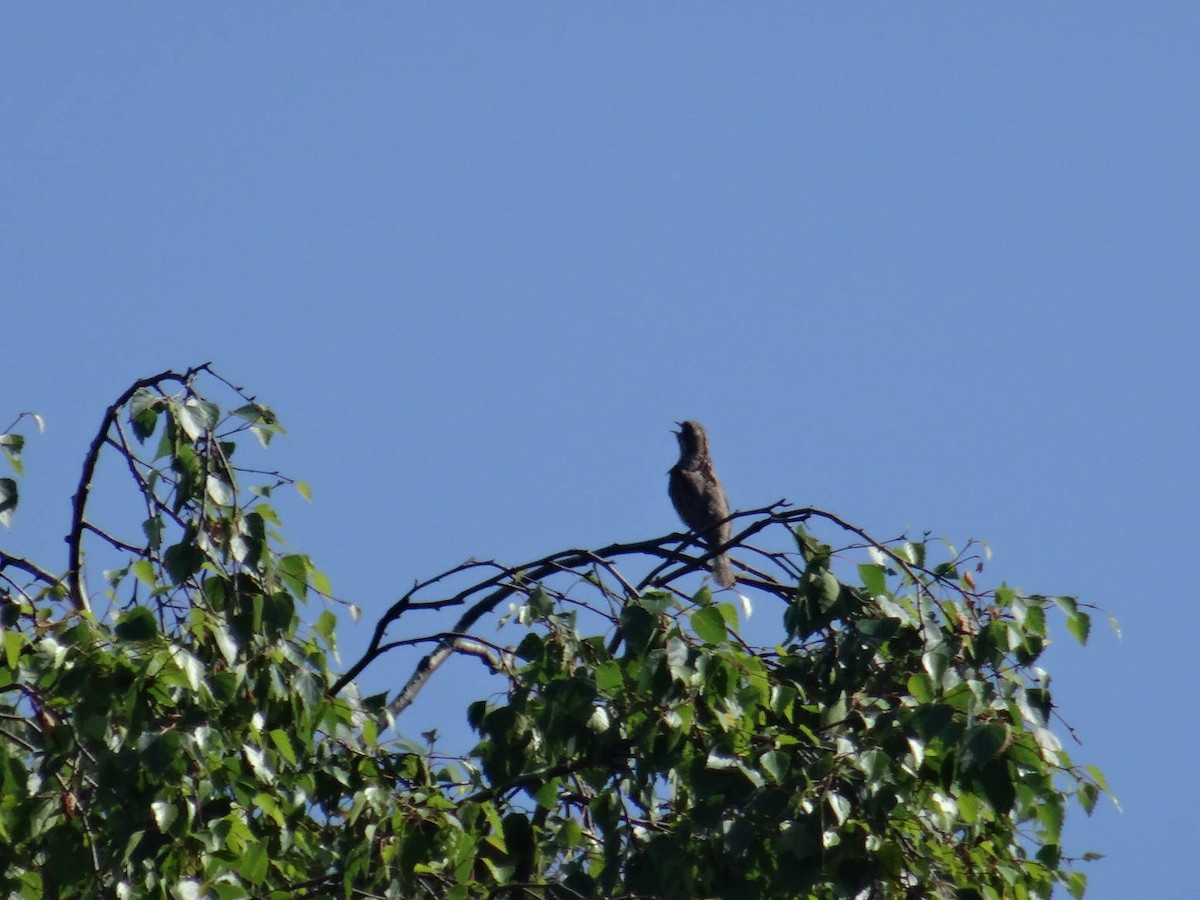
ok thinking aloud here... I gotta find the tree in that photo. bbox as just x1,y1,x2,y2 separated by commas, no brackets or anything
0,366,1108,899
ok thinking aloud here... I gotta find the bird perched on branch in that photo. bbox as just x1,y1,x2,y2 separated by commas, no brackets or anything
668,420,735,588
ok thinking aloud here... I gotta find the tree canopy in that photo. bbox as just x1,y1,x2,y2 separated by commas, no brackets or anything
0,366,1109,899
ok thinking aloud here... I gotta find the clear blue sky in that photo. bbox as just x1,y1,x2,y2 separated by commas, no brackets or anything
3,6,1197,897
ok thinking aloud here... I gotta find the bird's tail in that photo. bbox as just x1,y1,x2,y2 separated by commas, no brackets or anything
711,553,736,589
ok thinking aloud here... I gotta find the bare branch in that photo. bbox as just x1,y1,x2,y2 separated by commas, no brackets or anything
82,522,145,555
332,498,979,730
0,551,62,588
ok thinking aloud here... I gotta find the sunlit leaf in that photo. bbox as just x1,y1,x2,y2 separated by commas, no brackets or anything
1066,611,1092,645
270,729,298,766
131,559,157,587
827,792,851,825
171,646,204,691
279,554,308,600
858,563,887,597
0,432,25,476
315,609,337,644
240,839,270,884
211,620,239,666
205,474,235,507
760,750,789,783
691,606,726,644
151,799,177,832
3,630,24,669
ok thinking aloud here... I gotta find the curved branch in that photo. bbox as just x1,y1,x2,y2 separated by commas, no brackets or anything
65,364,210,613
339,503,800,700
382,508,796,718
0,551,61,588
338,501,963,725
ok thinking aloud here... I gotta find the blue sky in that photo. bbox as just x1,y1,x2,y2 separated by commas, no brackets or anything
3,6,1198,896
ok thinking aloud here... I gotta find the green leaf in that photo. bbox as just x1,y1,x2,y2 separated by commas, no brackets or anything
760,750,789,783
957,789,980,824
0,477,17,528
1051,595,1078,616
595,660,623,693
279,554,308,600
231,403,265,423
857,563,887,597
619,605,655,656
270,729,298,766
922,646,949,686
253,792,285,828
189,398,220,432
976,758,1016,815
961,723,1009,771
0,433,25,476
666,635,691,680
131,558,158,587
516,632,544,662
827,792,851,825
1066,611,1092,645
143,514,164,549
171,646,204,690
878,840,904,876
164,539,202,584
295,481,312,502
115,606,158,641
205,474,235,507
822,694,848,728
315,609,337,645
908,672,935,703
310,567,333,597
151,798,178,833
129,388,161,441
239,839,270,885
3,629,24,670
534,778,559,808
808,568,841,609
1038,797,1064,842
1078,781,1099,814
0,600,19,627
859,748,890,782
856,616,900,643
691,606,726,644
902,540,926,568
211,619,239,665
1085,763,1110,792
780,818,821,860
173,400,204,441
264,590,296,634
1017,600,1046,637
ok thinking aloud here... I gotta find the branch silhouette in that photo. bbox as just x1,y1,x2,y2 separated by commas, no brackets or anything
329,501,888,717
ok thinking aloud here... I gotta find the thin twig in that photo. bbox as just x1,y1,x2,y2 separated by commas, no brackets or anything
0,551,62,587
66,366,208,612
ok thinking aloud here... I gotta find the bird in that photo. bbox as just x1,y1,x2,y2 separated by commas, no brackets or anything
668,420,736,588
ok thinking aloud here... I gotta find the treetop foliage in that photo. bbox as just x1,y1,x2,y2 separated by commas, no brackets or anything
0,365,1110,898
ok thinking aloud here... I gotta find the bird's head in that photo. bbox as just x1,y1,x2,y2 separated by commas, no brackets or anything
672,420,709,456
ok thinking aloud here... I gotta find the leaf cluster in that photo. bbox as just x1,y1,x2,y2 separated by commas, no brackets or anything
0,368,1109,899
